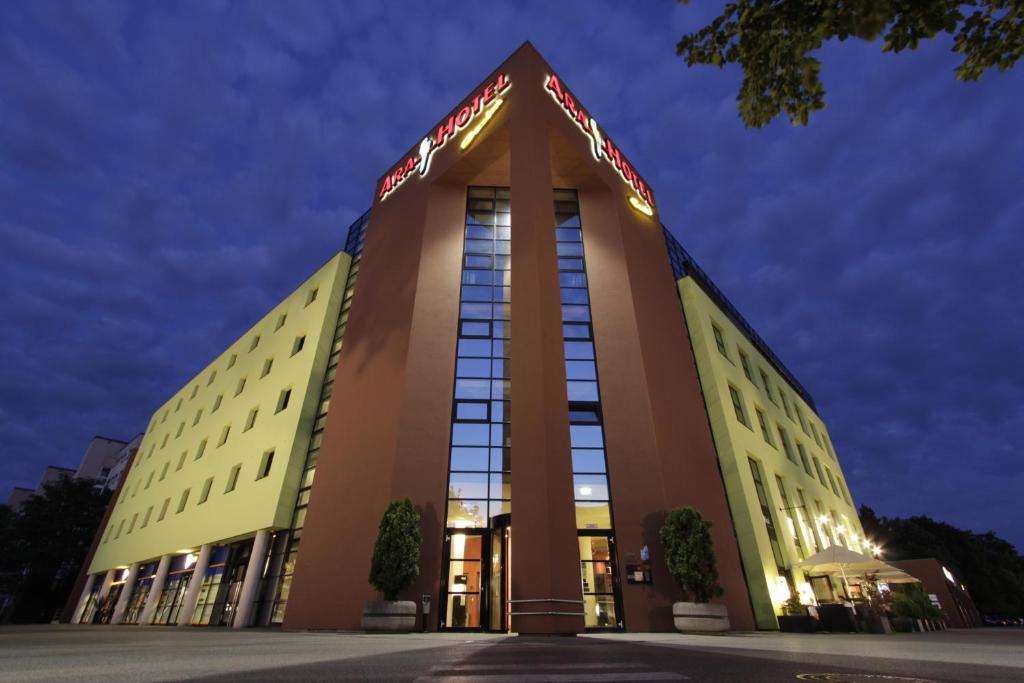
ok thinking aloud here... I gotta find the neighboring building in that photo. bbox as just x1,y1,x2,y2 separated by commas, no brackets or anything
72,43,867,633
890,559,982,628
100,434,143,492
74,436,129,483
5,466,75,512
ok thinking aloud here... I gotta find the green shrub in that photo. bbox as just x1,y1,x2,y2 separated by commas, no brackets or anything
368,498,421,601
782,595,806,616
890,583,942,621
659,506,724,603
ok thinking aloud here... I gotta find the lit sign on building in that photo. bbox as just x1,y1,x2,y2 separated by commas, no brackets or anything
378,74,512,201
544,74,656,212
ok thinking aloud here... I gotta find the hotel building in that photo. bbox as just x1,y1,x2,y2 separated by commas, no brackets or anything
71,43,864,633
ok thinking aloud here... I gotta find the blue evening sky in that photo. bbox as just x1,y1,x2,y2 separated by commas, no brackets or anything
1,2,1021,550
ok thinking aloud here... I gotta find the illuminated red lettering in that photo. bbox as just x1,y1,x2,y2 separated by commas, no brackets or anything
604,139,622,169
435,116,455,147
404,156,416,174
575,108,590,132
497,73,510,92
378,175,392,199
394,165,406,182
564,92,577,115
455,106,472,127
472,94,483,114
482,83,496,104
546,74,564,100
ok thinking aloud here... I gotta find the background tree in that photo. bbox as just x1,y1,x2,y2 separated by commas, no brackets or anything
368,498,422,601
860,504,1024,617
676,0,1024,127
659,506,725,602
3,475,110,623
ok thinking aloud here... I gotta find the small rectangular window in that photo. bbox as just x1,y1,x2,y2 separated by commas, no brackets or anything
218,424,231,447
175,422,184,437
712,323,728,358
780,391,794,419
115,519,125,539
728,385,750,428
161,410,169,424
738,350,753,380
755,408,775,446
212,394,223,412
190,384,199,399
796,442,813,475
778,426,796,464
207,370,217,386
275,313,287,330
244,407,258,432
276,389,292,413
141,506,153,528
235,377,246,396
195,438,208,460
225,464,242,493
176,488,190,513
193,409,202,426
813,456,827,487
305,287,319,306
291,335,306,356
176,451,186,471
261,357,273,378
161,434,169,448
157,498,170,521
145,471,154,489
198,477,213,504
759,370,776,404
257,449,275,480
159,462,169,481
127,513,138,534
175,398,183,412
250,334,261,352
227,353,237,369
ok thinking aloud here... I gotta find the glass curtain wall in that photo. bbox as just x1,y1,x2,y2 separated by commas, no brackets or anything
553,189,622,630
441,187,512,630
190,540,252,626
121,561,158,624
263,210,370,624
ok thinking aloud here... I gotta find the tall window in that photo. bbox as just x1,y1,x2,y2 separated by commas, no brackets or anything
728,385,751,428
443,187,512,531
774,475,805,561
554,189,619,630
712,323,728,358
748,458,787,577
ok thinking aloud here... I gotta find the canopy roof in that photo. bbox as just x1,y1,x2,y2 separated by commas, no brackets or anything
797,545,918,584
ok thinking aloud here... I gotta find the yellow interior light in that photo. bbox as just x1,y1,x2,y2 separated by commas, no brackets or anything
628,194,653,216
459,98,504,150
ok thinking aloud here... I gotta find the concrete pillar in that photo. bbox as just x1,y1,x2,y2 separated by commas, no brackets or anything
71,573,97,624
110,563,140,625
97,568,116,600
232,529,270,628
176,545,212,627
139,554,172,625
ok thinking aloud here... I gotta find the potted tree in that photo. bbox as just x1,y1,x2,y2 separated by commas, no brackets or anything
859,572,892,634
361,498,422,632
778,595,817,633
659,506,729,632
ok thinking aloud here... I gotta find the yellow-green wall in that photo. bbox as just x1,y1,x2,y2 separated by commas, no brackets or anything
89,252,350,573
678,277,865,629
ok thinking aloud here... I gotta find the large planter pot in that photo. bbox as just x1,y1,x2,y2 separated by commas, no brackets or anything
672,602,729,632
361,600,417,632
778,615,817,633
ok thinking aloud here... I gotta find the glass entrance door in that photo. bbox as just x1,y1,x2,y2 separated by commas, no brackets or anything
441,514,510,632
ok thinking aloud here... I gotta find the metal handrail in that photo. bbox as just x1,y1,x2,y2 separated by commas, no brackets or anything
508,598,584,605
509,611,585,617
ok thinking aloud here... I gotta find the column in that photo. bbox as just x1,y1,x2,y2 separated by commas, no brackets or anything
97,568,116,600
175,544,212,627
139,554,172,625
232,529,270,628
71,573,97,624
110,563,140,625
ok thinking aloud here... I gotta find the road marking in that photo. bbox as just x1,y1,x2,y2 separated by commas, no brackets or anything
434,663,650,672
414,674,686,683
796,675,939,682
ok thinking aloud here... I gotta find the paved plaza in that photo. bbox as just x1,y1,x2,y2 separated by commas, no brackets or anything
0,625,1021,682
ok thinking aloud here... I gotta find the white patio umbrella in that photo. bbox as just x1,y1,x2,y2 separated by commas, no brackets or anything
796,545,918,598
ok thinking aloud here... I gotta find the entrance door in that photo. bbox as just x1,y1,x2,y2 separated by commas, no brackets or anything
441,514,510,631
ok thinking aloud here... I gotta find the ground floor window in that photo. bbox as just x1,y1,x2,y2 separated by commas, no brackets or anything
578,534,620,629
152,572,191,625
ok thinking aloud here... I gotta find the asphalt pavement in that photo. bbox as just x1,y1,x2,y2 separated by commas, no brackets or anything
0,624,1021,682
